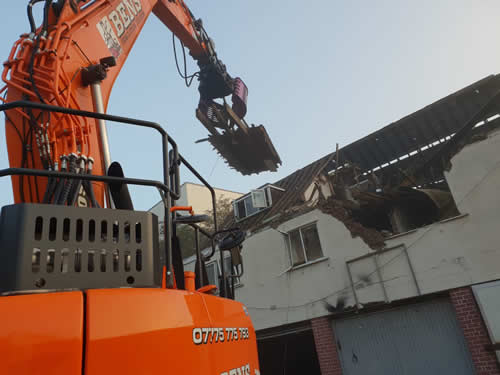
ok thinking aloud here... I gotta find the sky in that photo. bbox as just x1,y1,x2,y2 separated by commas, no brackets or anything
0,1,500,210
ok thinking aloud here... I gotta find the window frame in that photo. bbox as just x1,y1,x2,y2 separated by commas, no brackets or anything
205,260,220,287
233,188,268,222
285,221,324,268
222,255,242,287
232,185,284,221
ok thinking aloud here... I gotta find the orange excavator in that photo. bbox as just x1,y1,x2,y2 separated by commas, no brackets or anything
0,0,276,373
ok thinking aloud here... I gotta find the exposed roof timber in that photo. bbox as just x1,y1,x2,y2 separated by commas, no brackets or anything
337,75,500,174
411,87,500,181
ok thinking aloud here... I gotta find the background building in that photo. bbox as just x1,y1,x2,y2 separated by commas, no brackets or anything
150,182,242,241
150,182,243,218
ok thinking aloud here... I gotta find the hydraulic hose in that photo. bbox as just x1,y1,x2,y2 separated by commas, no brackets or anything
57,153,77,205
42,176,57,203
67,157,86,206
82,158,100,208
27,0,45,34
53,156,67,204
82,179,99,208
42,0,53,35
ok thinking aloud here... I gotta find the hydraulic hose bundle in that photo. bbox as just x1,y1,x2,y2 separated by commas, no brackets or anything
42,154,99,207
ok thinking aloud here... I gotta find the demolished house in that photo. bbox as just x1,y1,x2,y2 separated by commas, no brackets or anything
204,74,500,375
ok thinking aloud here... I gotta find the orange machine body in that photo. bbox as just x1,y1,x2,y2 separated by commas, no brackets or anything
0,2,261,373
2,0,207,205
0,289,259,374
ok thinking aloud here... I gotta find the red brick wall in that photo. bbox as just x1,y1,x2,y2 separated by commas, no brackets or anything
450,287,500,375
311,317,342,375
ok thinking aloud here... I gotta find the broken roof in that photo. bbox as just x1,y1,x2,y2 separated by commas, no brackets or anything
226,153,334,231
338,74,500,178
228,74,500,232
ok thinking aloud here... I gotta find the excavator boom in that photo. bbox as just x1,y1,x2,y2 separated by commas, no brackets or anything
2,0,281,206
0,1,263,374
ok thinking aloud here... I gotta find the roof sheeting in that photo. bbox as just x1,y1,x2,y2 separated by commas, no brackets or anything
339,74,500,173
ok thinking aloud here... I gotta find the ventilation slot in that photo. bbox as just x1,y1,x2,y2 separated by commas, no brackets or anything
100,250,107,272
61,249,69,273
46,249,55,273
49,218,57,241
63,218,70,241
75,249,82,272
34,217,43,241
113,222,119,243
101,221,107,242
89,220,96,242
32,248,41,273
136,249,142,271
135,222,142,243
88,250,95,272
76,219,83,242
125,250,131,272
113,250,119,272
124,222,131,243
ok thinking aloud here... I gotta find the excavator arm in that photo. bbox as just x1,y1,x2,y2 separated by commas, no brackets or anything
2,0,281,206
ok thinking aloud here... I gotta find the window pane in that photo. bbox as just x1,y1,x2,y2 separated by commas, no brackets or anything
301,224,323,261
206,262,218,286
251,190,267,208
289,229,305,266
244,196,261,217
237,200,246,219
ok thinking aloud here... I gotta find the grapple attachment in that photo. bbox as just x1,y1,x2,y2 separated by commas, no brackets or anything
196,98,281,175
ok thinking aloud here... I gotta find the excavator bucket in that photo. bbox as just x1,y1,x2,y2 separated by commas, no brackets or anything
196,99,281,175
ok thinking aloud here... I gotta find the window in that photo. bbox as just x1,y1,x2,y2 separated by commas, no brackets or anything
223,256,240,285
234,191,267,221
286,223,323,267
205,261,219,286
233,185,284,221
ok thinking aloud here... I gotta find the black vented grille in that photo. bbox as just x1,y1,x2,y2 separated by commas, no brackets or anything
0,204,161,294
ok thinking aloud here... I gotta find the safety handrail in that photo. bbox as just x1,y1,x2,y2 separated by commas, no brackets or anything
0,101,179,288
